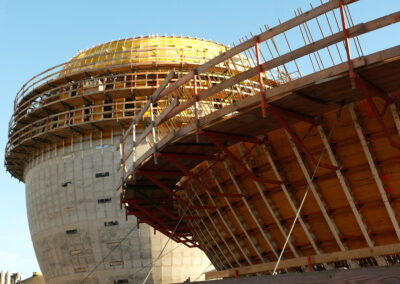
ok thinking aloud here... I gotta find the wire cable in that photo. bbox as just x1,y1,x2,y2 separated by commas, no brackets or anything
141,175,210,284
272,104,344,275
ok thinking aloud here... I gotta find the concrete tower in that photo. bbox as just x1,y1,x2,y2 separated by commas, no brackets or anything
4,35,235,283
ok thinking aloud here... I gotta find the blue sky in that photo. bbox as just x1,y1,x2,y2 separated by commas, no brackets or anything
0,0,398,280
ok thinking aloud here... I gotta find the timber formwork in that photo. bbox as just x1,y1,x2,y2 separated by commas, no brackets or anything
5,36,259,180
117,0,400,278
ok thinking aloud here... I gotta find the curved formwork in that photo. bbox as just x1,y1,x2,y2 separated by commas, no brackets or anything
4,35,254,283
118,1,400,279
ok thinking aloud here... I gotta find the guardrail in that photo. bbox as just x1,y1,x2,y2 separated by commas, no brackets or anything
116,0,400,251
12,37,231,112
6,101,144,155
118,0,400,193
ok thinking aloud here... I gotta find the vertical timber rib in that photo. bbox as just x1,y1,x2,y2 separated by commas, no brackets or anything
94,1,400,279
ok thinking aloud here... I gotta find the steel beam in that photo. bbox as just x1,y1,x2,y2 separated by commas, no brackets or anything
140,172,215,210
136,170,183,177
268,105,318,125
199,130,262,144
203,133,282,185
125,200,184,243
161,154,243,198
159,152,216,161
355,76,400,150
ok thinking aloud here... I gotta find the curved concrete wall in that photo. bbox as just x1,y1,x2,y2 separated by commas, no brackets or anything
25,135,211,283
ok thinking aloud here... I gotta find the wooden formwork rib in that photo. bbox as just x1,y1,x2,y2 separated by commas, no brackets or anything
108,0,400,277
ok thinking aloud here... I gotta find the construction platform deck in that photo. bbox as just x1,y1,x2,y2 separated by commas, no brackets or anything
118,0,400,277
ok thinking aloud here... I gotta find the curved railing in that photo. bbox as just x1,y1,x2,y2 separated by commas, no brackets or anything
5,37,261,180
10,70,256,132
13,41,235,111
7,70,259,150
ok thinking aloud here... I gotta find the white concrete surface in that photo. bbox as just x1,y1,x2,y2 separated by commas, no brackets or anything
24,135,212,283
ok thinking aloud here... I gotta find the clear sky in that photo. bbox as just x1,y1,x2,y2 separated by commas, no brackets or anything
0,0,398,280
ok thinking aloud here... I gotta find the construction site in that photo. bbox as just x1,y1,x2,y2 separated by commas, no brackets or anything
4,0,400,283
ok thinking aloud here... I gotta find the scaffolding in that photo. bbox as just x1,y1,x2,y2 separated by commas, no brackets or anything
117,0,400,277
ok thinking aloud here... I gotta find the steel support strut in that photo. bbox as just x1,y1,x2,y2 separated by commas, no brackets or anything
338,0,399,150
122,193,199,221
160,153,244,198
200,130,283,185
124,199,190,242
198,130,262,144
126,207,198,247
354,76,400,150
338,0,356,88
140,171,215,210
193,72,200,142
267,106,338,171
254,35,267,118
251,51,336,171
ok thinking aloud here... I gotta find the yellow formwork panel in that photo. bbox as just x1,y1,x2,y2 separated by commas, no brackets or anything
64,35,227,74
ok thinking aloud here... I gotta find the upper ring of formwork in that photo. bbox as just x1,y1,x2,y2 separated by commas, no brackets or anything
6,35,282,181
117,0,400,278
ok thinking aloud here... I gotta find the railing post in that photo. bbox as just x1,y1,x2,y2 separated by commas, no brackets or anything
149,97,158,164
132,118,136,180
338,0,356,89
254,35,267,118
119,138,125,184
307,256,313,272
193,71,200,142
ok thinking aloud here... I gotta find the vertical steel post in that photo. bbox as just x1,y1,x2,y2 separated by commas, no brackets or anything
193,73,200,142
338,0,356,88
149,97,158,164
254,36,267,118
132,118,136,180
119,138,124,188
307,256,313,272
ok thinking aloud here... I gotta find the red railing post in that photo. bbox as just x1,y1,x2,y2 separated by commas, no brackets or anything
193,72,200,142
338,0,356,89
307,255,313,272
254,35,267,118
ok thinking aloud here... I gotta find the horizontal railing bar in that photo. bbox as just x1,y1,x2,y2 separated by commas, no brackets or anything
159,11,400,124
155,0,359,103
120,71,175,144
